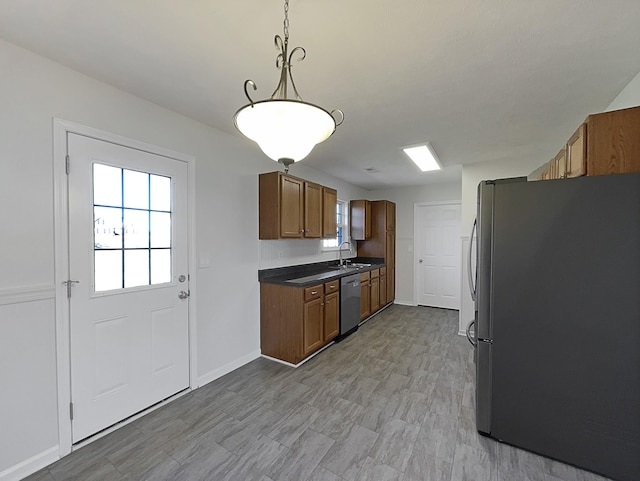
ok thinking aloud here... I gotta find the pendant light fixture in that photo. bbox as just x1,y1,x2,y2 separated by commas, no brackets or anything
234,0,343,172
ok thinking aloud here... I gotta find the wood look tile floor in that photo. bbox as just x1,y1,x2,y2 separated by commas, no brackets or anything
26,305,614,481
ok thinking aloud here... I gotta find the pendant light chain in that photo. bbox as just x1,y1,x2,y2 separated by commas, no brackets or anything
283,0,290,42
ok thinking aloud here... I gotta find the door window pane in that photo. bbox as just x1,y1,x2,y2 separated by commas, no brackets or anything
123,209,149,249
93,164,122,207
124,250,150,288
94,206,123,249
95,250,123,291
151,249,171,284
150,212,171,248
93,163,174,292
150,175,171,212
123,169,149,209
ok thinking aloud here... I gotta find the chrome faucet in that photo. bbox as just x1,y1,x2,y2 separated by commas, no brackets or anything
338,241,352,268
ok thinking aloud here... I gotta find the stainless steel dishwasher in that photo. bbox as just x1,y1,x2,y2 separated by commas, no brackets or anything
339,273,361,338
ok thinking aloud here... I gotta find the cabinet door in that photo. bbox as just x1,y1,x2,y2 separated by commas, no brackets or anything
303,297,324,356
380,274,387,306
586,107,640,175
304,182,323,238
541,165,550,180
554,148,567,179
370,276,380,313
350,200,371,240
322,187,337,238
323,292,340,341
360,280,370,320
365,201,372,239
566,124,587,178
386,202,396,231
386,232,395,303
280,175,304,237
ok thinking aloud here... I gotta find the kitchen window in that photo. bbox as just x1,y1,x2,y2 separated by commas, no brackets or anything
322,200,348,250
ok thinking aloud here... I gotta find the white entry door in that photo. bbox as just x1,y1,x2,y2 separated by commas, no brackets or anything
67,133,190,442
415,203,461,309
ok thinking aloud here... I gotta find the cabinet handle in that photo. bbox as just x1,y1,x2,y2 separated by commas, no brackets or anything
329,285,335,288
311,290,317,295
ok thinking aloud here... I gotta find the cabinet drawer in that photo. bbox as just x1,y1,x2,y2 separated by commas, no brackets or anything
370,268,379,279
324,280,339,294
360,271,370,282
304,284,324,301
380,266,387,276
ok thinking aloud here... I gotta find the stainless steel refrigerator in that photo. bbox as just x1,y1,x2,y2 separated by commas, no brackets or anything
466,174,640,481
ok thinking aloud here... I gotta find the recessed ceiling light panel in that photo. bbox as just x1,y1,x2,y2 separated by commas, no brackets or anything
402,143,441,172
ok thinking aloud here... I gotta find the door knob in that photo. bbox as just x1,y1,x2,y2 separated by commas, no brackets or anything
419,259,423,263
178,290,190,300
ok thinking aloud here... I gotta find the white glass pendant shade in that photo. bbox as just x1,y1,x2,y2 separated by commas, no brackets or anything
235,100,336,163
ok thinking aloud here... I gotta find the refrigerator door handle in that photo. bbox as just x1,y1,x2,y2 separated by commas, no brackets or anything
467,218,478,301
466,320,477,347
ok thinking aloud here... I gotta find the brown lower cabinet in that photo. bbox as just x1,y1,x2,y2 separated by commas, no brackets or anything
360,271,370,320
261,280,339,364
380,266,387,306
370,269,380,312
360,268,387,321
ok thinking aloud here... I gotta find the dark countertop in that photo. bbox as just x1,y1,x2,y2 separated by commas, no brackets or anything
259,257,385,287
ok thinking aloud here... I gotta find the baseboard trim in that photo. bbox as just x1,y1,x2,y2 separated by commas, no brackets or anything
393,300,417,306
197,349,261,388
0,446,59,481
261,341,335,369
0,284,55,306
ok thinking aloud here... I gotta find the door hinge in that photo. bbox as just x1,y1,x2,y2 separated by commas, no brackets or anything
64,279,79,298
65,155,70,175
69,402,74,420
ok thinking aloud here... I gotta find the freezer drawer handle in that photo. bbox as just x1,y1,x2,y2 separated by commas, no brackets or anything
466,320,477,347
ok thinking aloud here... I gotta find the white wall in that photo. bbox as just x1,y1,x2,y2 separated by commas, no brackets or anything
606,70,640,111
366,182,462,306
0,37,368,479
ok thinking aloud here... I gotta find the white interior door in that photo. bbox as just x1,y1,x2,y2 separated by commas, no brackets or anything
67,133,190,442
415,203,461,309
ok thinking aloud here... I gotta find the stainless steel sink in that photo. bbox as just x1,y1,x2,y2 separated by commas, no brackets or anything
286,267,358,284
330,263,372,270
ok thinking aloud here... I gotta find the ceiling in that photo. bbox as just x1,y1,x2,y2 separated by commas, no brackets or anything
2,1,640,190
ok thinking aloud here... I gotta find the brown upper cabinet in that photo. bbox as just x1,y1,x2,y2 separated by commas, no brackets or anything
259,172,338,240
554,148,567,179
357,200,396,305
304,181,322,238
536,105,640,180
566,124,587,178
586,106,640,176
323,187,338,238
350,199,371,240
